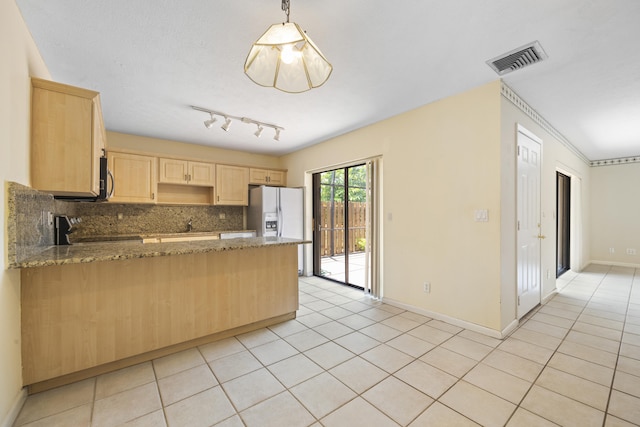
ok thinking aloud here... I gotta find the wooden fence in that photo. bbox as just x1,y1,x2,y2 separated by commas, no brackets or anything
319,201,367,256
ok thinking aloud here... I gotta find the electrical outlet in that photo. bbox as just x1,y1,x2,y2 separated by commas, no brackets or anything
423,282,431,293
219,213,226,219
117,212,124,220
609,248,615,254
627,248,637,255
41,211,54,226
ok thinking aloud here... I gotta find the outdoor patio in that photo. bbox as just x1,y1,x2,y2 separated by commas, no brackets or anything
319,252,367,289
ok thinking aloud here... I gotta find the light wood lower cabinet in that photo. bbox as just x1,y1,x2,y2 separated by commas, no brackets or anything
21,245,299,388
107,151,157,203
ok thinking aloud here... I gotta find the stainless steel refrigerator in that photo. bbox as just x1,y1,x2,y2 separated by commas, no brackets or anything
248,186,304,274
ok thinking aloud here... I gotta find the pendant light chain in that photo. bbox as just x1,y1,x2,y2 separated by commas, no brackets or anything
282,0,290,23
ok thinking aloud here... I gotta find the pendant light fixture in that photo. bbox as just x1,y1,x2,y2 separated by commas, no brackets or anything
244,0,332,93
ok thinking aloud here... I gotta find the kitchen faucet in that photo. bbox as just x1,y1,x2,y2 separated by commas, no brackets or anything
187,219,192,232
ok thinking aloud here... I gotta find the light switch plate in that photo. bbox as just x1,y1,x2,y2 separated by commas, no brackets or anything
474,209,489,222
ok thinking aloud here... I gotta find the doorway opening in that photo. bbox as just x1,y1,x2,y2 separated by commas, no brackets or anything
312,164,368,289
556,171,571,277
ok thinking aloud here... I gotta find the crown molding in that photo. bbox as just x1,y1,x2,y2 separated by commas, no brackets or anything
500,82,590,165
500,82,640,168
590,156,640,167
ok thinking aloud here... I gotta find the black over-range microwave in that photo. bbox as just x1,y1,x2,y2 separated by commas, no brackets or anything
54,156,113,202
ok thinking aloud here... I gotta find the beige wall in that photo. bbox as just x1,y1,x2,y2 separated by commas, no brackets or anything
284,81,594,335
283,81,506,332
1,0,50,423
590,163,640,266
107,131,283,169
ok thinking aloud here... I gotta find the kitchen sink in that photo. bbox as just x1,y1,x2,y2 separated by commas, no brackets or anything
219,231,256,239
141,232,220,244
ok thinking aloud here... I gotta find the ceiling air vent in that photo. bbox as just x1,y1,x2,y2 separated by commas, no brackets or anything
487,41,548,75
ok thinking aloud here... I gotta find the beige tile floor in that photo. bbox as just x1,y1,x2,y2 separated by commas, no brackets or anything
13,264,640,426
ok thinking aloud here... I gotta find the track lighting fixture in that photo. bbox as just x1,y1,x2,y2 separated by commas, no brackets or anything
203,113,217,128
221,117,232,132
191,106,284,141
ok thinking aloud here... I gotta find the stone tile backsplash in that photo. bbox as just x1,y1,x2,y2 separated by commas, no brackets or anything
70,202,244,238
6,181,244,263
6,182,72,264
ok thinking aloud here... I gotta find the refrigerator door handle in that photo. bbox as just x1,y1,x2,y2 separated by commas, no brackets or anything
277,189,283,237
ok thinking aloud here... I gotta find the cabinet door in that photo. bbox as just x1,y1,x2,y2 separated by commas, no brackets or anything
108,152,157,203
249,168,286,186
188,162,215,186
158,158,188,184
216,165,249,206
249,168,269,185
31,85,95,196
267,170,286,186
92,95,107,195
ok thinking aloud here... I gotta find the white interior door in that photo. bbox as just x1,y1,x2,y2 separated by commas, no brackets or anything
517,126,542,318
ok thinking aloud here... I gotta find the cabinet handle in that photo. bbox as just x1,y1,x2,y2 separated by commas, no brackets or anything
107,169,115,199
188,174,192,181
185,174,188,181
217,195,219,202
152,192,155,200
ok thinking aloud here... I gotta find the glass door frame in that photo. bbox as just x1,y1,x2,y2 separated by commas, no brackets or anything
312,164,367,288
556,171,571,277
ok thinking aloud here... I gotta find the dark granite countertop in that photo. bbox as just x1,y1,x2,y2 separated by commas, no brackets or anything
11,236,310,269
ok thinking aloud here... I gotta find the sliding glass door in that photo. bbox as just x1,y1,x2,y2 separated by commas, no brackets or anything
313,165,367,288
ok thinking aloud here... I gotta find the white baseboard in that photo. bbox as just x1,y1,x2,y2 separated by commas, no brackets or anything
382,297,518,339
500,318,519,338
589,260,640,269
1,388,27,427
542,289,558,304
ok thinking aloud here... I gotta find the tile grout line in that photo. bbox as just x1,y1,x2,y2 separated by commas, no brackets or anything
17,270,638,427
500,265,612,426
151,351,169,427
601,266,639,427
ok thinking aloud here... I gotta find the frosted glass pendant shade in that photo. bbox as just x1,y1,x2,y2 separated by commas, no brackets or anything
244,22,332,93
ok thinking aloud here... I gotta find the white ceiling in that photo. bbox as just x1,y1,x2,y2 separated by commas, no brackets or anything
16,0,640,159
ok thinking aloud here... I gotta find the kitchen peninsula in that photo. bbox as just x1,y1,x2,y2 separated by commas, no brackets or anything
8,184,307,393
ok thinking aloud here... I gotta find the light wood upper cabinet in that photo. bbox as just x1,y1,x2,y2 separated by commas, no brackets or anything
249,168,287,186
107,151,157,203
189,162,216,186
215,164,249,206
158,158,215,186
30,78,106,197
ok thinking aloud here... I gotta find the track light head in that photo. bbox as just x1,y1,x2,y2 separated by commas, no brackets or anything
221,117,232,132
274,128,281,141
204,113,217,128
254,125,264,138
